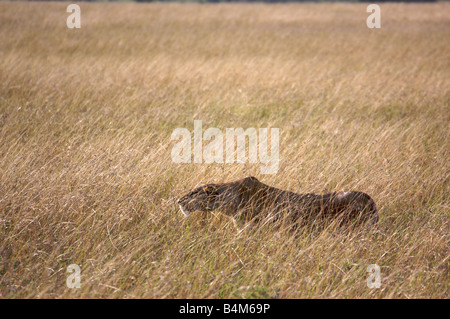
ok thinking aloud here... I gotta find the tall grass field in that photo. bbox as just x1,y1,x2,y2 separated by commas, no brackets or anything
0,2,449,298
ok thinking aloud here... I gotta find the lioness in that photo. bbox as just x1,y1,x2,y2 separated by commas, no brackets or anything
178,176,378,227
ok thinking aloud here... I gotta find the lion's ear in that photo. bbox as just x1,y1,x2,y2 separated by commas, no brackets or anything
204,185,219,197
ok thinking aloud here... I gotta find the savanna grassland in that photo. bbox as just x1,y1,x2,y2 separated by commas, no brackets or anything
0,2,449,298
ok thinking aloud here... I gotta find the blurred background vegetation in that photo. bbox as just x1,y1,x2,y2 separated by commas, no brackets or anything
16,0,441,3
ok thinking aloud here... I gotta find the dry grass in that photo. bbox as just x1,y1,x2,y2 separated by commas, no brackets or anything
0,2,449,298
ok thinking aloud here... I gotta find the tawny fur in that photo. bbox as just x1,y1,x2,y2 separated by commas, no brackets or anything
178,176,378,226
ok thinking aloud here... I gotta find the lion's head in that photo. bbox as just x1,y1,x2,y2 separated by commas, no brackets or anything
177,184,221,217
177,177,260,217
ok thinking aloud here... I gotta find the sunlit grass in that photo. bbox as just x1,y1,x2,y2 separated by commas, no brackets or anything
0,2,448,298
